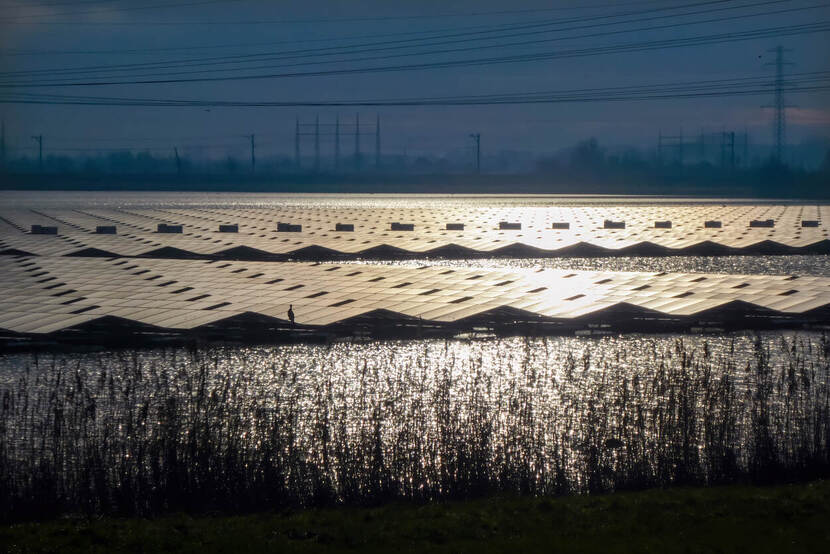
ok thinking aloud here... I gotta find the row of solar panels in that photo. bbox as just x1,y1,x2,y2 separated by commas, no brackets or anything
20,219,824,235
2,205,827,260
5,206,824,239
4,236,830,260
5,204,824,231
2,256,829,338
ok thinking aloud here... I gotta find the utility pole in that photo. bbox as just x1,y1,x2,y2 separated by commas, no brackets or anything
719,131,736,169
375,114,381,169
743,129,749,168
294,118,301,168
354,113,361,171
657,130,663,165
765,45,794,164
658,130,684,165
314,115,320,172
31,134,42,171
334,114,340,171
174,147,182,175
720,131,726,168
248,134,255,173
469,133,481,173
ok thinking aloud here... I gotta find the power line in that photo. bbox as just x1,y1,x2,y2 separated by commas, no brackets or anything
0,0,250,22
2,71,827,107
0,21,534,57
1,0,747,77
3,75,825,107
6,0,805,82
0,2,690,57
10,69,824,98
3,21,828,88
0,0,680,25
0,0,121,9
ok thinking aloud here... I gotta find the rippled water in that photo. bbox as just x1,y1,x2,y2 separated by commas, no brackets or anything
344,255,830,277
2,331,828,516
2,190,822,210
0,331,813,386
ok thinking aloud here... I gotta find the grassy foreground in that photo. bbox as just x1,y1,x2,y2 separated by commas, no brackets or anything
2,481,829,553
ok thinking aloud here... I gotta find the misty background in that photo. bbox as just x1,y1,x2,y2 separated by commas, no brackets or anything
0,0,829,179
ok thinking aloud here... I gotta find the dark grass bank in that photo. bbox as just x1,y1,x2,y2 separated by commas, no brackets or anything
2,480,829,553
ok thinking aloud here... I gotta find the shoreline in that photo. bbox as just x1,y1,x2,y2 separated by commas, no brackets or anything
3,480,829,553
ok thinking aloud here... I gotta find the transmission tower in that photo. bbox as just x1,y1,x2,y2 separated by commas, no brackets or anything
314,115,320,172
375,114,381,169
294,117,300,168
469,133,481,173
354,113,361,170
720,131,735,169
31,134,42,170
293,114,377,173
335,114,340,170
657,129,684,165
765,45,794,164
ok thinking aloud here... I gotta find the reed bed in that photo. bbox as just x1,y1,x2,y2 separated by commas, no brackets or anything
1,333,828,521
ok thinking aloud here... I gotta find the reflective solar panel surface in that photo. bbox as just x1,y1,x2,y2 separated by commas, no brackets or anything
1,198,828,258
1,193,828,341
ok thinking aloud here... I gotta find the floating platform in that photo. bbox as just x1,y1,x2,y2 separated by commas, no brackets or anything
0,205,827,260
2,256,829,348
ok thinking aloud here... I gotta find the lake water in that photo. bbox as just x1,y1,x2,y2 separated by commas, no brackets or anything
1,192,829,515
3,191,820,209
347,255,830,277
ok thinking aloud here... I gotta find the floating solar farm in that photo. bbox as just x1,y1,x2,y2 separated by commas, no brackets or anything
1,202,828,346
1,204,829,259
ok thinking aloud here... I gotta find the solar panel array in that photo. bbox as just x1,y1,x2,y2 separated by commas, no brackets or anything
2,202,828,342
2,256,828,337
0,204,827,259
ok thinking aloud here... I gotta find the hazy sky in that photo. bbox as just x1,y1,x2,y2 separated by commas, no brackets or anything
1,0,829,160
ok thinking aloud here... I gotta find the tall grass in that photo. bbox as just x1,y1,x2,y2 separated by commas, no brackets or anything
1,333,828,521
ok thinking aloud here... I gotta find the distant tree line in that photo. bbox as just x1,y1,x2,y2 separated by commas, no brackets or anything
534,137,830,192
1,137,827,196
2,136,828,177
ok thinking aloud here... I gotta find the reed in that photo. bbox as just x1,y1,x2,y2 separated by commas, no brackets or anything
0,333,828,521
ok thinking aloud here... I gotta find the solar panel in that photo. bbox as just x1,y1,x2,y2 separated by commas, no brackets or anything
2,204,826,260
